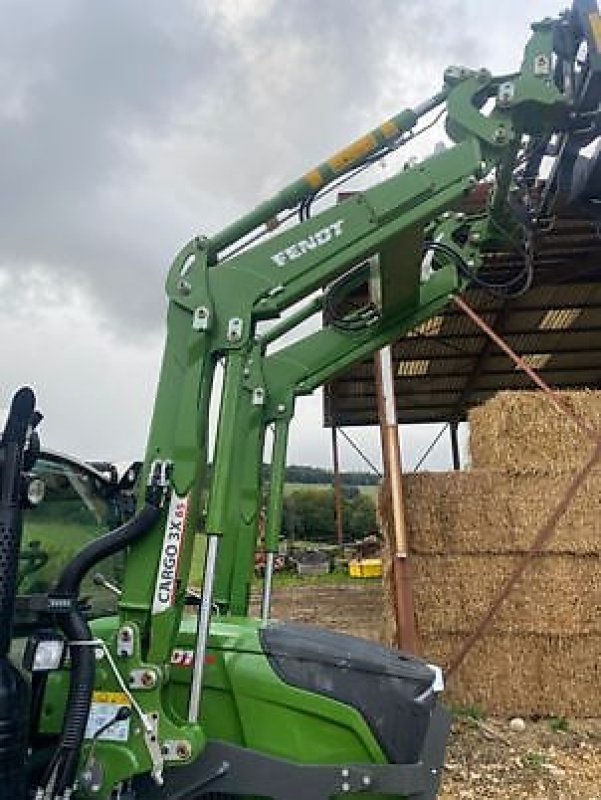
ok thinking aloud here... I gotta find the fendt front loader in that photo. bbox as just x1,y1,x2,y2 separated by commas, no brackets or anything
3,3,601,798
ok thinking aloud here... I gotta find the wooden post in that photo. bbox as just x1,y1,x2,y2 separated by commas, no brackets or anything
331,425,344,552
374,347,418,654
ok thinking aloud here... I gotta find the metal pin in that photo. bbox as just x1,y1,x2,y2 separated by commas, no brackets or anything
261,552,275,624
188,535,219,723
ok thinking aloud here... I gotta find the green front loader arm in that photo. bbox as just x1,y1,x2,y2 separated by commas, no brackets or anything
54,13,595,795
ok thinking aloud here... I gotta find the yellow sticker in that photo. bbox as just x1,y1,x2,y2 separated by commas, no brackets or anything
327,134,378,173
304,168,324,190
92,691,131,706
589,12,601,52
380,119,400,139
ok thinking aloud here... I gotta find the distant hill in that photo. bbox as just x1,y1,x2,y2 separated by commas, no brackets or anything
262,464,379,486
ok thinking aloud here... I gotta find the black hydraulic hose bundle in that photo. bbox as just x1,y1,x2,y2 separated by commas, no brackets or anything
43,503,161,797
424,239,534,298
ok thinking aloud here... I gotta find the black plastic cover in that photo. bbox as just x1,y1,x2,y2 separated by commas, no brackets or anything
0,657,29,800
260,622,437,765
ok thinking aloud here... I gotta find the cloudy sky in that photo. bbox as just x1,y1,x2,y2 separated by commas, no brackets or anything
0,0,570,473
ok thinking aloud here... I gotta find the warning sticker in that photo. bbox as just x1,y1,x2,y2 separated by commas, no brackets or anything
85,691,131,742
170,648,194,668
327,133,378,173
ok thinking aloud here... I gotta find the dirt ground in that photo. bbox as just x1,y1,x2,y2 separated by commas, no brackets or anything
253,581,601,798
439,716,601,799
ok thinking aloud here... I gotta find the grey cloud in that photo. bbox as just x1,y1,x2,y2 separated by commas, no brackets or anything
0,0,480,336
0,0,225,331
0,1,562,465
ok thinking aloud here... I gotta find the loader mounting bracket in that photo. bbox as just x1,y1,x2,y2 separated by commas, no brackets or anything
132,706,451,800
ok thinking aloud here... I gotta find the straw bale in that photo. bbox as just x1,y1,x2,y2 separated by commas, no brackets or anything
421,633,601,717
378,401,601,715
403,470,601,555
411,554,601,636
468,390,601,472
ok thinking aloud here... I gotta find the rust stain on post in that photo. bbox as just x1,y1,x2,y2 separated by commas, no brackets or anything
374,347,418,654
331,425,344,551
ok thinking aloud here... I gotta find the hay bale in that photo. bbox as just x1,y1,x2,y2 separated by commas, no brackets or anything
469,390,601,472
377,462,601,715
421,633,601,717
411,554,601,636
403,470,601,555
377,391,601,716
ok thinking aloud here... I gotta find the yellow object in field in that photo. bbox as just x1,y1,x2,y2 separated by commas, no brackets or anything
349,558,382,578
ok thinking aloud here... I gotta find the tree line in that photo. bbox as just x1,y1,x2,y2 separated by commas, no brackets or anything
263,464,379,486
282,487,377,543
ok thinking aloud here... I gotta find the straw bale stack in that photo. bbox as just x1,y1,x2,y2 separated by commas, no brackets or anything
404,470,601,554
468,390,601,471
420,633,601,717
411,554,600,636
380,390,601,715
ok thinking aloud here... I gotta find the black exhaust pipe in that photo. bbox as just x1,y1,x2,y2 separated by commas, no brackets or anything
0,387,37,800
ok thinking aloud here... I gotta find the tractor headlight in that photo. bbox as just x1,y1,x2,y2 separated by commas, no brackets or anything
23,631,66,673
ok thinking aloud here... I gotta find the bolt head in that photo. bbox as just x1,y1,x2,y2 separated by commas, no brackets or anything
141,670,156,687
176,743,192,760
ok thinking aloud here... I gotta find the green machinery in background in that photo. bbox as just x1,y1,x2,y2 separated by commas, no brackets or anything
2,3,601,798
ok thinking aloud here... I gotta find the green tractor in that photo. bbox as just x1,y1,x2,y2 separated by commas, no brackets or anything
2,3,601,797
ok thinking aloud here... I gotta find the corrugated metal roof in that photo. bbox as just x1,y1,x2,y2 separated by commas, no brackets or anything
324,217,601,426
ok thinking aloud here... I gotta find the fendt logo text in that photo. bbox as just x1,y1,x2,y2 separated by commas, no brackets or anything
271,219,344,267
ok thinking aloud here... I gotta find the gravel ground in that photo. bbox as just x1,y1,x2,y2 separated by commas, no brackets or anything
439,716,601,800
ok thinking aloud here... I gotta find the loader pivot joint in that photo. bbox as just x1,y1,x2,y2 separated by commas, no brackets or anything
146,459,173,507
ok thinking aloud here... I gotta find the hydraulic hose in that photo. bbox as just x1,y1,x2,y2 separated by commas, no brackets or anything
45,503,161,797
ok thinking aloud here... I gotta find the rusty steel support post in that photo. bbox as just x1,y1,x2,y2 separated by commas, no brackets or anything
331,425,344,553
374,346,418,654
